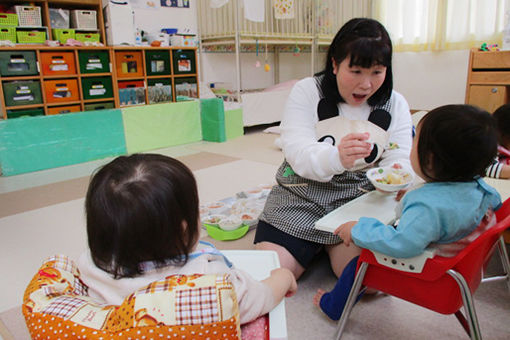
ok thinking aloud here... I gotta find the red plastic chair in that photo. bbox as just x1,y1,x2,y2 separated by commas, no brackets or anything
335,198,510,340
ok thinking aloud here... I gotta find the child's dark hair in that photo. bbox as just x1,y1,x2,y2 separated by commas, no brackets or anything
315,18,393,106
417,105,497,182
85,153,200,278
492,104,510,145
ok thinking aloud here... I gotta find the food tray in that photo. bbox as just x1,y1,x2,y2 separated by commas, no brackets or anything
315,190,398,233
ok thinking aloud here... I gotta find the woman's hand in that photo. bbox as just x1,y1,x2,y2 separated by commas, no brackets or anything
337,133,372,169
334,221,358,246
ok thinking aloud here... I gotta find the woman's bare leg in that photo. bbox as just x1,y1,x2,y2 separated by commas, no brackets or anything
255,241,306,279
325,242,362,278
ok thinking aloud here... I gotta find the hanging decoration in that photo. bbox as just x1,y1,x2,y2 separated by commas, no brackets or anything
264,43,270,72
255,39,261,67
293,42,300,56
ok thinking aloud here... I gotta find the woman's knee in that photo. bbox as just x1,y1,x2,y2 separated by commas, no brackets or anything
255,241,305,279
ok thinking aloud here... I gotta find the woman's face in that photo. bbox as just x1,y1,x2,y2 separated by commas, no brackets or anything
333,57,387,106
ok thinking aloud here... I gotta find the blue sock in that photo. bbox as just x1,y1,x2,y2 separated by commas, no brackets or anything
319,255,363,321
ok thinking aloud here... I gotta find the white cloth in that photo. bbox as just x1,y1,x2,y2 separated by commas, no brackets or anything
77,246,274,324
243,0,265,22
210,0,229,8
279,77,413,182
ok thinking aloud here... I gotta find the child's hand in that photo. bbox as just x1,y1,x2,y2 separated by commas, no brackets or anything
396,188,408,201
334,221,357,246
269,268,297,298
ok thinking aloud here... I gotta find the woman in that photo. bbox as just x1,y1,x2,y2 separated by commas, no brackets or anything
254,18,413,279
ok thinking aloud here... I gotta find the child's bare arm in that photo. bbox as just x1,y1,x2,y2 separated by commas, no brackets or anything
261,268,297,307
499,164,510,179
334,221,357,246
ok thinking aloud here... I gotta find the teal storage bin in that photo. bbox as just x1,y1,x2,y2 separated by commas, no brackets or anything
172,49,196,75
78,50,110,74
81,76,113,100
3,80,42,106
0,51,38,76
145,50,171,76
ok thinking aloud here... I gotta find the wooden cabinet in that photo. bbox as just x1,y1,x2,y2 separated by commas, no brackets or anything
465,49,510,113
0,46,199,119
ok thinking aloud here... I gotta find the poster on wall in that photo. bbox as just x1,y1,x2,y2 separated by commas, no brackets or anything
160,0,190,8
131,0,161,9
131,0,160,9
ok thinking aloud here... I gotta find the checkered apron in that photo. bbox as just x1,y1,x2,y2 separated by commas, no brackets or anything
260,101,392,245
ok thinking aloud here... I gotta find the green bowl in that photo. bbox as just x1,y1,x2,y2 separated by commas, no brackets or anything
205,223,249,241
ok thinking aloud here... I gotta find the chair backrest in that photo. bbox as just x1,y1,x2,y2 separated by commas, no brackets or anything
361,198,510,314
23,255,242,339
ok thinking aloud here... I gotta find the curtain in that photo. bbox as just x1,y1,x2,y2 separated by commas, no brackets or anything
373,0,507,51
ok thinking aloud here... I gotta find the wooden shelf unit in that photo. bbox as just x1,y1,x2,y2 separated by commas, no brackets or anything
1,0,106,45
0,46,199,119
465,48,510,113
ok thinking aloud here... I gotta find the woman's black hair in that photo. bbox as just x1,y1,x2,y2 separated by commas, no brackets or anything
85,153,200,278
492,104,510,145
315,18,393,106
417,105,497,182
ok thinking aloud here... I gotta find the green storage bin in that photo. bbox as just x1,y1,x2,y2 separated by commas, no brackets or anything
172,49,196,75
0,13,18,26
81,76,113,100
0,26,16,43
3,80,42,106
6,107,44,119
78,50,110,74
52,28,74,44
148,78,172,103
75,32,100,43
0,51,38,76
145,50,171,75
84,101,115,111
17,30,46,44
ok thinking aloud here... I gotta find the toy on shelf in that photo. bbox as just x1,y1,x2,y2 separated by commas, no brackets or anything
480,43,499,51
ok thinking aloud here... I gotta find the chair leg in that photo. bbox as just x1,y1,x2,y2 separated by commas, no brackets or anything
497,236,510,292
448,269,482,340
335,262,368,340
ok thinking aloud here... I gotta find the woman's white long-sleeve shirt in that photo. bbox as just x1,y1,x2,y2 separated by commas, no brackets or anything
279,77,413,182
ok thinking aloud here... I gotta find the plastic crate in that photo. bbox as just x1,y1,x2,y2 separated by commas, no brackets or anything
0,51,38,76
47,104,81,115
172,49,196,75
6,108,44,119
52,28,74,44
81,76,113,100
145,50,171,75
40,51,76,76
84,101,115,111
49,8,70,29
0,13,18,26
71,10,97,29
148,78,172,104
118,80,145,106
115,51,143,78
0,26,16,43
75,32,100,43
43,79,80,103
17,30,46,44
15,6,42,27
78,50,109,73
3,80,42,107
174,77,198,100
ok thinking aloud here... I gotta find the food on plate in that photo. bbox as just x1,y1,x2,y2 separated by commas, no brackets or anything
376,171,410,185
202,214,225,226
